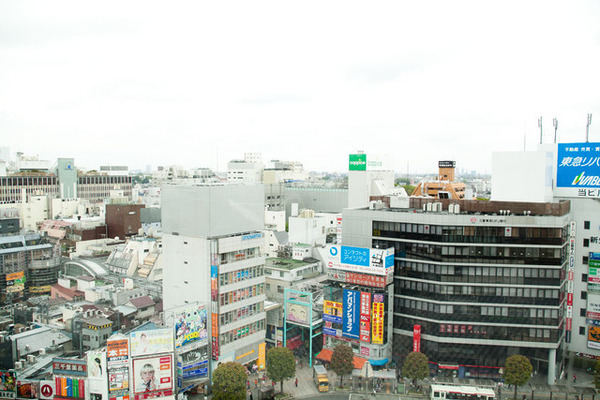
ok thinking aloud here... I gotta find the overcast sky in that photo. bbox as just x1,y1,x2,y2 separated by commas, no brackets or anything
1,1,599,174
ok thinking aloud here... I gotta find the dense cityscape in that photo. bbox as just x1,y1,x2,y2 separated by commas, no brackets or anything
0,143,598,400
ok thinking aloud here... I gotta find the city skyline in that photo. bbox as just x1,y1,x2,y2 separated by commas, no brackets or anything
1,1,599,173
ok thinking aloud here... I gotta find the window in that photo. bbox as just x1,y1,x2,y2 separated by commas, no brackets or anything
580,326,586,335
583,274,588,282
585,221,591,230
582,291,588,300
581,308,586,317
584,239,590,248
583,256,589,265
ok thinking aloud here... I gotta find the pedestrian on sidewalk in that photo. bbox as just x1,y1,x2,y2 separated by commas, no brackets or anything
573,374,577,383
254,379,258,388
295,378,298,387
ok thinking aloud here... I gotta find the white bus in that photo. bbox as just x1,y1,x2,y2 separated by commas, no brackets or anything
430,384,496,400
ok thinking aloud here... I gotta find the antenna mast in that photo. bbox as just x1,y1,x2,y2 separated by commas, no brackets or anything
538,116,543,144
587,113,593,142
553,118,558,144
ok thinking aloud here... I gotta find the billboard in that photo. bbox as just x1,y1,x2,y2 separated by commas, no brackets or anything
174,305,208,349
326,245,394,276
587,294,600,320
359,292,371,342
413,325,421,352
349,153,393,171
107,365,129,394
130,329,173,357
589,266,600,294
87,351,106,378
16,380,39,399
54,377,84,400
6,271,25,293
323,300,342,324
556,143,600,197
107,338,129,364
132,355,173,400
53,359,87,377
589,325,600,350
372,294,385,345
0,371,17,399
287,303,310,324
342,289,360,339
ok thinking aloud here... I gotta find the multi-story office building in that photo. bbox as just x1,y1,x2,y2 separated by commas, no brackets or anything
162,184,267,371
342,197,570,384
411,161,467,200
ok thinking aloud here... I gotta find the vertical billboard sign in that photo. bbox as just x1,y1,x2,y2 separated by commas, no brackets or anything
556,143,600,197
342,289,360,339
413,325,421,352
106,337,129,400
132,355,173,400
566,223,576,343
258,343,266,371
372,295,385,345
6,271,25,293
323,301,343,324
589,255,600,294
359,292,371,342
0,370,17,399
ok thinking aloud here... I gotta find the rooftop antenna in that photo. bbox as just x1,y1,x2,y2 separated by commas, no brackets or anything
587,113,593,142
538,116,543,144
553,118,558,144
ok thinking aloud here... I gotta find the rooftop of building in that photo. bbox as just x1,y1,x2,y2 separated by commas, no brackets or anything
265,257,319,270
368,197,570,217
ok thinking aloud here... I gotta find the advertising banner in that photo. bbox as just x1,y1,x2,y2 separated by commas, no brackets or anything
107,364,129,394
342,289,360,339
372,301,385,344
556,143,600,197
589,325,600,350
589,267,600,294
130,329,173,357
349,153,393,171
0,371,17,399
54,377,84,400
345,272,389,288
175,305,208,348
591,252,600,261
132,355,173,400
323,300,342,324
413,325,421,352
53,359,87,377
287,303,310,325
87,351,106,378
326,245,394,276
6,271,25,293
181,360,208,379
17,380,39,399
359,292,371,342
107,338,129,364
588,294,600,320
258,343,266,371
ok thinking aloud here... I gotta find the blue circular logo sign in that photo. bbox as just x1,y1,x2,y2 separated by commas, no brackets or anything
329,246,338,256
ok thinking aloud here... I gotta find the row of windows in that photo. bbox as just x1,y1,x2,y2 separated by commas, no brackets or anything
0,177,57,186
374,239,566,265
219,302,263,326
220,247,260,264
219,266,264,286
396,317,560,343
373,221,566,245
219,319,265,346
78,176,131,184
218,284,264,306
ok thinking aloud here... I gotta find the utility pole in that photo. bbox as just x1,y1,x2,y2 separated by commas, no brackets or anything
538,116,543,144
553,118,558,144
586,113,593,142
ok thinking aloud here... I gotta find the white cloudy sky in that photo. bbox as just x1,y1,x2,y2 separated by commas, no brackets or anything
1,1,599,174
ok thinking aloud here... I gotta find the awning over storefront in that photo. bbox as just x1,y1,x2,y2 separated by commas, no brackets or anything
369,358,388,366
438,363,459,370
315,349,368,369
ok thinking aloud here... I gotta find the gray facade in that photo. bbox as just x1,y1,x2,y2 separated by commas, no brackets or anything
284,187,348,216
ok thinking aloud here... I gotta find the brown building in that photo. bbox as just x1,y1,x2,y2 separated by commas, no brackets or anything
411,160,467,199
105,204,145,239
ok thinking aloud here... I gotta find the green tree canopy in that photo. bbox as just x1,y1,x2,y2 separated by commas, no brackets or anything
504,355,533,400
212,362,247,400
593,360,600,390
266,347,296,393
402,352,429,384
330,344,354,386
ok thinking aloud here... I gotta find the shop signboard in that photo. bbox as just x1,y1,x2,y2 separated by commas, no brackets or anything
589,267,600,293
589,325,600,350
372,300,385,345
342,289,360,339
326,245,394,276
588,294,600,320
556,143,600,197
323,300,342,324
107,338,129,364
359,292,371,342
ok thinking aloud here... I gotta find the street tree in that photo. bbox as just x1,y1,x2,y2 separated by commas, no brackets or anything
212,362,247,400
504,355,533,400
331,344,354,387
593,360,600,389
402,352,429,385
266,347,296,394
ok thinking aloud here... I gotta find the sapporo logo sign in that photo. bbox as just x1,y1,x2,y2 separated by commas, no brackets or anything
349,154,367,171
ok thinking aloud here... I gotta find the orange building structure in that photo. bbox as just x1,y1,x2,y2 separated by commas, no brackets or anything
411,161,467,199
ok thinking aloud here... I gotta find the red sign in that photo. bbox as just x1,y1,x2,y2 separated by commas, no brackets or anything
345,272,387,288
413,325,421,352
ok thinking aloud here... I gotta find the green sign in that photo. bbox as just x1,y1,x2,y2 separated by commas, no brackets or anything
589,266,600,294
349,154,367,171
590,259,600,268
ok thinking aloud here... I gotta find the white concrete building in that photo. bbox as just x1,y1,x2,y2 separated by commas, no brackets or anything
288,210,340,247
161,184,267,369
227,153,264,184
348,152,399,208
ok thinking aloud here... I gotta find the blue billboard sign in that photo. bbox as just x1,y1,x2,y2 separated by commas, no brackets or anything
557,143,600,188
590,252,600,261
323,314,342,324
342,289,360,339
341,246,370,266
